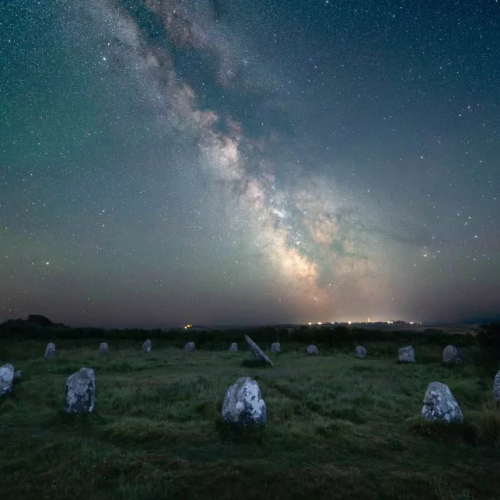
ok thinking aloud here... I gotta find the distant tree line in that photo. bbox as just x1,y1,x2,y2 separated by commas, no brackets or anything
1,315,491,352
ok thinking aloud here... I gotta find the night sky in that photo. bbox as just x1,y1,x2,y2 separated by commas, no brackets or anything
1,0,499,328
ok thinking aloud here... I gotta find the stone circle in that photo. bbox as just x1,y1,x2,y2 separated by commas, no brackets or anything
355,346,367,359
398,346,415,363
0,364,14,397
307,345,318,355
222,377,266,427
442,345,464,364
421,381,463,424
64,367,95,414
271,342,281,354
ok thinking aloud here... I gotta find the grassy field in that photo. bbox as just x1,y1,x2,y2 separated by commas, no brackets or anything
1,339,500,500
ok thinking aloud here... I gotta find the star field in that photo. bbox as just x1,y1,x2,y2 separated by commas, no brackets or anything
1,0,499,327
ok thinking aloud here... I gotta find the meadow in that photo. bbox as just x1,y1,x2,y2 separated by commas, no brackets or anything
1,332,500,500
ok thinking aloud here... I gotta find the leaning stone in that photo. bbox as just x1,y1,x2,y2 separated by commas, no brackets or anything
143,339,152,353
222,377,266,427
99,342,109,353
271,342,281,354
355,346,367,359
307,345,318,355
244,335,274,366
442,345,464,364
421,381,463,424
494,371,500,402
0,364,14,397
14,370,23,380
184,342,196,351
64,367,95,414
229,343,238,352
398,346,415,363
45,342,56,358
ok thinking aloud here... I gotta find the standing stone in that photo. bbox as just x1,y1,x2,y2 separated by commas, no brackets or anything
14,370,23,380
355,346,367,359
244,335,274,366
494,371,500,402
398,346,415,363
271,342,281,354
143,339,152,353
229,343,238,352
184,342,196,351
421,381,463,424
307,345,319,355
64,367,95,414
222,377,266,427
99,342,109,353
0,364,14,397
442,345,464,364
45,342,56,358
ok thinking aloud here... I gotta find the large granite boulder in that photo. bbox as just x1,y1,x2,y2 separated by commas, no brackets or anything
64,367,95,414
271,342,281,354
0,364,14,397
45,342,56,358
99,342,109,353
398,346,415,363
307,345,318,355
421,382,463,424
229,343,238,352
184,342,196,351
222,377,266,427
442,345,464,364
355,346,367,359
143,339,152,353
494,371,500,402
245,335,274,366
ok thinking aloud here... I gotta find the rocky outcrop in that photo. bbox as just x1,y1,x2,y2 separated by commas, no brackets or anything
222,377,266,427
143,339,152,353
64,368,95,414
99,342,109,353
229,343,238,352
421,381,463,424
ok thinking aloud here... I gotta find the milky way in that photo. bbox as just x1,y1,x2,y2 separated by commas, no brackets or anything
1,0,499,326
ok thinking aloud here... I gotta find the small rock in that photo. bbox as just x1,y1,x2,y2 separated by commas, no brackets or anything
245,335,274,366
494,371,500,402
442,345,464,364
14,370,23,380
398,346,415,363
0,364,14,397
143,339,152,353
184,342,196,351
99,342,109,353
64,367,95,414
229,343,238,352
222,377,266,427
271,342,281,354
307,345,318,355
45,342,56,358
421,381,463,424
355,346,367,359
